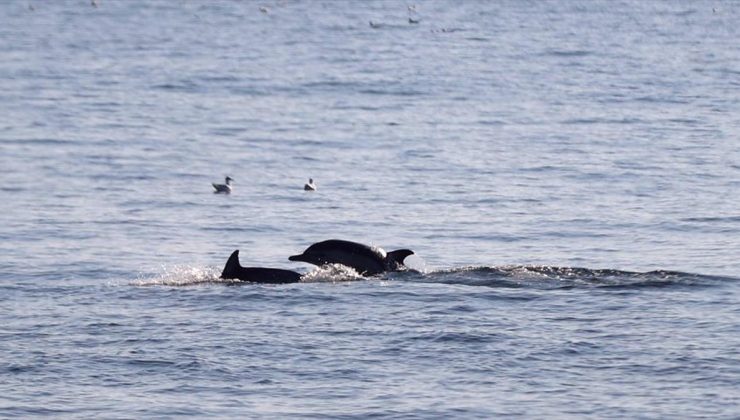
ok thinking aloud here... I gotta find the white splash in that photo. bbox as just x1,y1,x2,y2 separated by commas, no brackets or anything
301,264,365,283
132,265,226,286
402,254,428,273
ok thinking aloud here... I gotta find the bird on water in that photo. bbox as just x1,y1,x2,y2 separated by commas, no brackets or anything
304,178,316,191
212,176,234,194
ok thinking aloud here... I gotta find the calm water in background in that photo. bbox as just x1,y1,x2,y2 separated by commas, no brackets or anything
1,0,739,417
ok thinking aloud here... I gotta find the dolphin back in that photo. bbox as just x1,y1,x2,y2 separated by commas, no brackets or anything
289,239,386,275
240,267,302,284
221,249,302,283
289,239,415,275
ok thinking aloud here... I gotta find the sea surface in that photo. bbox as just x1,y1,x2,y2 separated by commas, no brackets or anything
1,0,739,418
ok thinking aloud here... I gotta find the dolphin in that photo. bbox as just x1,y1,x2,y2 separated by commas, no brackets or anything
221,250,302,284
289,239,414,276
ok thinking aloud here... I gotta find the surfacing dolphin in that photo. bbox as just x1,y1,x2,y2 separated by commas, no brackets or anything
289,239,414,276
221,250,302,284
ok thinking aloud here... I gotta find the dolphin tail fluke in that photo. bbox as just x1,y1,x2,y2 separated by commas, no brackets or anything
221,250,242,279
387,249,414,268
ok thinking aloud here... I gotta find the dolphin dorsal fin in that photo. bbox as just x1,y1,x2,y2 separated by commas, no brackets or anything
221,250,242,279
386,249,414,267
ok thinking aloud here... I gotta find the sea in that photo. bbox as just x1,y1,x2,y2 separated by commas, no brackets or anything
1,0,739,418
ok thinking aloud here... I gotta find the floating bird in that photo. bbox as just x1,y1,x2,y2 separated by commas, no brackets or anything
259,6,269,13
369,21,381,28
408,17,420,24
212,176,234,194
304,178,316,191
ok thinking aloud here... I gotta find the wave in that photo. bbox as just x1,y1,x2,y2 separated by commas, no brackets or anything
132,265,737,289
132,263,363,287
409,266,737,289
543,49,593,58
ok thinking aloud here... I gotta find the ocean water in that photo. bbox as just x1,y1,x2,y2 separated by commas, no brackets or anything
1,0,739,417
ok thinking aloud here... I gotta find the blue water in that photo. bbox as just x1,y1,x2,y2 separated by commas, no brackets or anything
1,0,739,417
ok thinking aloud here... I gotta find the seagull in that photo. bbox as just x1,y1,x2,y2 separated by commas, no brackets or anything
304,178,316,191
213,176,234,194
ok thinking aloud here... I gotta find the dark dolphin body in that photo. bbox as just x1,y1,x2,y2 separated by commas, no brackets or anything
289,239,414,276
221,250,302,284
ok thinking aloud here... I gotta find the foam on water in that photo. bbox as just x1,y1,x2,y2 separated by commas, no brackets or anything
299,263,365,283
132,265,224,287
